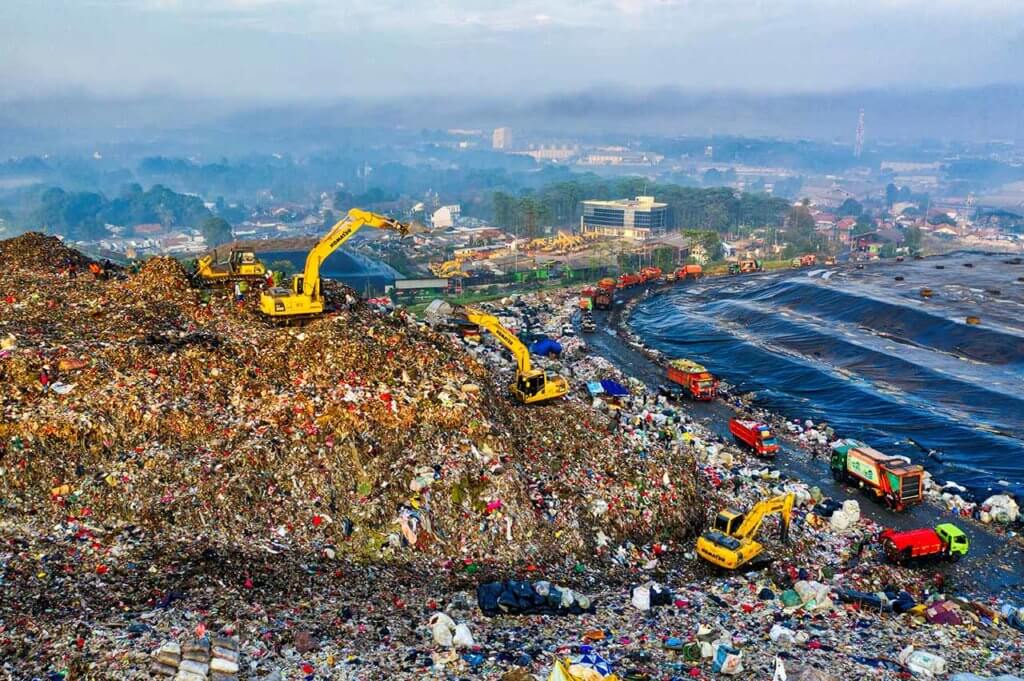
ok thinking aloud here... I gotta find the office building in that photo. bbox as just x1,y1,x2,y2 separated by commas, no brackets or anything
580,196,669,241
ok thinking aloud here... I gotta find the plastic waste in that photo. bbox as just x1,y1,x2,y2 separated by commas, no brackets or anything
899,646,946,677
711,643,744,675
453,623,474,649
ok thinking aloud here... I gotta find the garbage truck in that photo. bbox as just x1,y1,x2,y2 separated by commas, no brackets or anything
729,419,779,457
830,439,924,511
879,523,969,564
666,359,719,400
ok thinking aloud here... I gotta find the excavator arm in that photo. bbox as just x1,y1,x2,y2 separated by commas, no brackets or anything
462,307,532,375
297,209,411,299
734,493,794,542
459,306,568,404
260,208,416,320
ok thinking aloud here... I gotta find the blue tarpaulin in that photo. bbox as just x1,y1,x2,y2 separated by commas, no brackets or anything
529,337,563,357
600,379,629,396
586,381,605,396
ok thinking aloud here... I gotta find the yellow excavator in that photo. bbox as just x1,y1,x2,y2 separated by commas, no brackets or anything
194,248,267,286
259,208,417,322
696,492,794,569
461,307,569,404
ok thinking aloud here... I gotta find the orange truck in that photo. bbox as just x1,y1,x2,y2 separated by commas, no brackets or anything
676,264,703,280
666,359,719,400
595,278,616,309
830,439,924,511
729,419,780,457
640,266,663,283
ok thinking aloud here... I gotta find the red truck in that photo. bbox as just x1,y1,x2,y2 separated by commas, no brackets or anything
879,524,969,564
640,266,663,283
666,359,719,400
729,419,780,457
617,273,642,289
578,287,595,310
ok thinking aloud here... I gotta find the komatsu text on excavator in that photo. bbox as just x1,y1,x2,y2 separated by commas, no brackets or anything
461,307,569,405
259,209,416,322
696,493,794,570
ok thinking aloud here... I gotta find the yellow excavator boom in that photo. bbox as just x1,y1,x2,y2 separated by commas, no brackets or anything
696,492,794,570
260,208,413,320
461,307,568,404
733,493,794,541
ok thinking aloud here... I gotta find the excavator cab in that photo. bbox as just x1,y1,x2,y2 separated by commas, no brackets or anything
713,509,745,536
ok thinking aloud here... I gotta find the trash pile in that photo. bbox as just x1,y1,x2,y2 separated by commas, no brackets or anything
1,237,712,677
3,240,1022,679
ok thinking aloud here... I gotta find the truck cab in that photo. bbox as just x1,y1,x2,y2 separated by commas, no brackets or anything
935,523,969,558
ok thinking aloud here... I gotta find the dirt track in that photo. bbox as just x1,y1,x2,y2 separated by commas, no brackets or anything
577,280,1024,598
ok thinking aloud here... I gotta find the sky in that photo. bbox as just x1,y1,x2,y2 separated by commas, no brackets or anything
1,0,1024,100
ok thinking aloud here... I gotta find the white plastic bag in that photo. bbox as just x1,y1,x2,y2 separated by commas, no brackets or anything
452,623,474,649
631,585,651,611
899,645,946,677
841,499,861,523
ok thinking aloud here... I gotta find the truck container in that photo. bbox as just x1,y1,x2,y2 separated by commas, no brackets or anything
728,259,762,275
676,264,703,280
639,266,663,283
597,277,616,292
729,419,779,457
830,439,924,511
879,523,968,564
594,290,613,310
666,359,719,400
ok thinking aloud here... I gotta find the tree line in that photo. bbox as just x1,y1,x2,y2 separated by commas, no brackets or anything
490,177,791,238
31,184,213,241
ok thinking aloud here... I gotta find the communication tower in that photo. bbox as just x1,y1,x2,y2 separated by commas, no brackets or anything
854,109,865,158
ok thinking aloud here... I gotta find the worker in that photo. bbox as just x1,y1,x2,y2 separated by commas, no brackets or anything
39,366,52,393
264,270,274,289
233,281,245,304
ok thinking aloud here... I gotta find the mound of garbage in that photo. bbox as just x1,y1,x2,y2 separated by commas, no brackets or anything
0,236,703,572
0,231,93,270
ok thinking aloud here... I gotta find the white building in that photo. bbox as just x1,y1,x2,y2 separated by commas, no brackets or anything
492,127,512,150
431,205,461,229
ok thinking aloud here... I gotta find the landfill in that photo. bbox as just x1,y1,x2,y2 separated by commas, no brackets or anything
1,232,1023,679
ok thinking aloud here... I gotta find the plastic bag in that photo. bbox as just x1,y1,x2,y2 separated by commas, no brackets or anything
453,623,474,649
711,644,744,675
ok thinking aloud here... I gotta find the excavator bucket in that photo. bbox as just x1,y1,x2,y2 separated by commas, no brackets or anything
404,220,431,235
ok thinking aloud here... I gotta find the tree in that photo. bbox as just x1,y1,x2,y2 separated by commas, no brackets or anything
885,183,899,208
853,217,874,236
269,259,297,282
200,217,233,247
904,225,923,252
838,198,863,217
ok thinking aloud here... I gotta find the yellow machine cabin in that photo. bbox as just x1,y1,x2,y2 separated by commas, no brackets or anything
194,249,266,285
462,307,569,405
696,493,794,570
260,209,415,322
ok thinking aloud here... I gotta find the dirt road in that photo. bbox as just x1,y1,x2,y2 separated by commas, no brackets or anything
577,284,1024,597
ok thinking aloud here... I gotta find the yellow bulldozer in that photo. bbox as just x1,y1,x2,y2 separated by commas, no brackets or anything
194,248,267,286
696,492,794,569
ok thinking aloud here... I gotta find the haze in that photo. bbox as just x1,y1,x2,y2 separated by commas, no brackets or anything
3,0,1024,99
